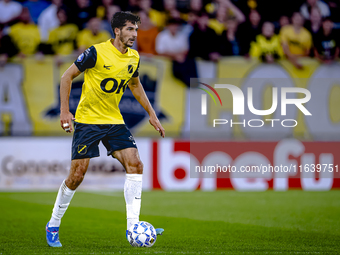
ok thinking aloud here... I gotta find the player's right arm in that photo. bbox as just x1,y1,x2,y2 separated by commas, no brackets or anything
60,46,97,132
60,63,81,133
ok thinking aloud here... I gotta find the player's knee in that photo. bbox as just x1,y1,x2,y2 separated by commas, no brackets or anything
127,159,143,174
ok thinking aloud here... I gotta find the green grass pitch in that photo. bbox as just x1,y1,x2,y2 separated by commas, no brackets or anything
0,191,339,254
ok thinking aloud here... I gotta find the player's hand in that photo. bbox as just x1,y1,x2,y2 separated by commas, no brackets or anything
60,111,75,133
149,115,165,138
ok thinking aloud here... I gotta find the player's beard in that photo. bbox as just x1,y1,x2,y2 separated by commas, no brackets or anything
120,32,135,48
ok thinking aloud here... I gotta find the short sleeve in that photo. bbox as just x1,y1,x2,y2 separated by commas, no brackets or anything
74,46,97,72
132,59,140,77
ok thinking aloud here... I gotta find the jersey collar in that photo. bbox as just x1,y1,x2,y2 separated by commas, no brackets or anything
109,39,129,56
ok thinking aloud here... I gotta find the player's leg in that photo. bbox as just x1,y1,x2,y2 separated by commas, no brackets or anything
46,158,90,247
113,147,164,236
49,158,90,226
102,124,164,236
113,148,143,230
46,122,104,247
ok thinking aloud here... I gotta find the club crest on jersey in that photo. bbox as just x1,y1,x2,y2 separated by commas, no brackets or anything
77,53,84,62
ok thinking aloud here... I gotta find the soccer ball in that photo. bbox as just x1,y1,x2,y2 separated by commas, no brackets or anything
126,221,157,247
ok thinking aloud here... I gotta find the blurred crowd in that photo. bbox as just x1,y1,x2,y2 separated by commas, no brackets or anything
0,0,340,84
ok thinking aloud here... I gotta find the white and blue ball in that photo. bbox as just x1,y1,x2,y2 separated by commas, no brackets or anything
127,221,157,247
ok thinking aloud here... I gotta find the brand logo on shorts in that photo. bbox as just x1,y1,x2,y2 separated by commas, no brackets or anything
77,145,87,155
128,135,136,145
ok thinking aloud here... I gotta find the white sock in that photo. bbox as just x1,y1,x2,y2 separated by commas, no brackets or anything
48,180,76,227
124,174,143,230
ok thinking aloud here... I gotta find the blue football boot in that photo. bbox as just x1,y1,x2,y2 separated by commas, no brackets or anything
46,222,62,247
155,228,164,235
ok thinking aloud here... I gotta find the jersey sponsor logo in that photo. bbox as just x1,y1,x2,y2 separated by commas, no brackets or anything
77,53,84,62
103,64,112,70
77,144,87,155
128,65,134,74
100,78,129,94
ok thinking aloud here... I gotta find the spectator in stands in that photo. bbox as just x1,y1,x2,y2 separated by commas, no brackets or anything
0,0,22,26
96,0,114,20
313,17,339,63
189,11,220,61
156,18,197,86
300,0,330,20
125,0,139,12
279,15,290,28
101,5,121,37
241,9,262,40
187,11,198,27
163,0,182,20
250,22,284,63
190,0,203,12
208,4,227,35
70,0,96,30
208,0,246,36
23,0,50,24
238,9,262,55
275,15,290,34
137,10,159,55
139,0,166,28
224,0,246,24
219,17,243,56
77,17,111,52
305,7,322,36
280,12,312,69
9,7,40,56
38,0,64,42
0,24,18,67
47,8,78,55
248,9,262,38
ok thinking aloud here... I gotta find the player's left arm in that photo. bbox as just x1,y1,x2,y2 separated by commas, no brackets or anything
128,76,165,138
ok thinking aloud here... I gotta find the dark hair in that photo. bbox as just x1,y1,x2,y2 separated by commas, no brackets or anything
111,11,141,36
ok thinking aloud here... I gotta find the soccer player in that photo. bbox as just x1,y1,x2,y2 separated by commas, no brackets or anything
46,11,165,247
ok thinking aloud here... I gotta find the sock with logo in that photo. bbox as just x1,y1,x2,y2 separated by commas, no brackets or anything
124,174,143,230
48,180,76,227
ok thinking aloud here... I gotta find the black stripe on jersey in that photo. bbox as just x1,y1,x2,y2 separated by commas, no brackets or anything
132,59,140,78
74,46,97,72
